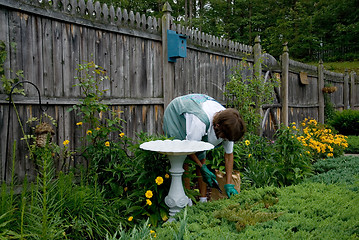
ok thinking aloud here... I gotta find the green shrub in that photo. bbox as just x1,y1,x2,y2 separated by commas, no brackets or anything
240,126,312,188
345,135,359,154
329,109,359,135
208,126,313,189
324,92,336,122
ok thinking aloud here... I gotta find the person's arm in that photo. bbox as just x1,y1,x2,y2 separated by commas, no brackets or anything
224,151,239,198
188,153,204,167
224,152,234,185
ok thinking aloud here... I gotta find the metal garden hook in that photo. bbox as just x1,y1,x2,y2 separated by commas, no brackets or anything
5,81,49,182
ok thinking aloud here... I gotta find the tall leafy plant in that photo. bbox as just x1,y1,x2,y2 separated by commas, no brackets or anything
69,61,128,193
225,58,280,134
24,140,65,239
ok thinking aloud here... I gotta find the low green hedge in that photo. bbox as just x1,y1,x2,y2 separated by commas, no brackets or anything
307,155,359,187
151,156,359,239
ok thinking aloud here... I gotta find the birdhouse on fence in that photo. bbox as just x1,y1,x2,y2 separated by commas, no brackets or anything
35,122,55,147
167,30,187,62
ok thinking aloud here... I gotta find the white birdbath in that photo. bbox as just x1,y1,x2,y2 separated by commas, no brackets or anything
140,139,214,221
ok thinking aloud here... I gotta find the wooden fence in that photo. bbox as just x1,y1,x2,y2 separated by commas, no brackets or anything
0,0,358,182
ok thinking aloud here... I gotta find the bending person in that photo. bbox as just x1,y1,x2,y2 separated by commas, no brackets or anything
163,94,246,201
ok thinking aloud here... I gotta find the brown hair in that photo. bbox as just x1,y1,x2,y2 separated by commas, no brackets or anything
212,108,246,142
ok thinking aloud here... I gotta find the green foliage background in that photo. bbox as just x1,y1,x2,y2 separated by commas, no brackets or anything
98,0,359,62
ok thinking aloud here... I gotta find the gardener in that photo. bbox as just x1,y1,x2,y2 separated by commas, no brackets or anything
163,94,246,201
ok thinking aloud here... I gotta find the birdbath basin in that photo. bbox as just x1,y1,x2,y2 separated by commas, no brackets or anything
140,139,214,221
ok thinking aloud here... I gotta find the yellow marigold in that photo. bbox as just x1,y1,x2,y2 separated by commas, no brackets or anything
63,140,70,146
248,154,252,158
87,130,92,135
146,199,152,206
76,122,83,126
119,132,125,137
105,141,110,147
128,216,133,221
145,190,153,198
95,127,101,131
245,140,250,146
165,173,170,179
327,153,333,157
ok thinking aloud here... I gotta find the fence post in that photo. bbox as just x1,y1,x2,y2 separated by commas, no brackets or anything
253,36,262,80
253,36,263,134
350,71,356,109
344,70,350,109
281,43,289,127
162,2,174,108
318,60,325,124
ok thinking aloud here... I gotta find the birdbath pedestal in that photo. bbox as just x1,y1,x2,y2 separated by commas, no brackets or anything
140,140,214,222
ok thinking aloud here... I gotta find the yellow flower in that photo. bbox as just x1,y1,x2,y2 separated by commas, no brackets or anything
145,190,153,198
327,153,333,157
128,216,133,221
155,176,164,185
248,154,252,158
165,173,170,179
76,122,83,126
119,132,125,137
146,199,152,206
150,230,156,237
63,140,70,146
95,127,101,131
124,187,128,192
105,141,110,147
87,130,92,135
245,140,250,146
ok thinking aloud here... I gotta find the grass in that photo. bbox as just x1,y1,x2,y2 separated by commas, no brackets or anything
307,61,359,74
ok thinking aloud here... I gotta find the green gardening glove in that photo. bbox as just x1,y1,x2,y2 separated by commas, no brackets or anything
200,164,218,188
224,184,238,198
